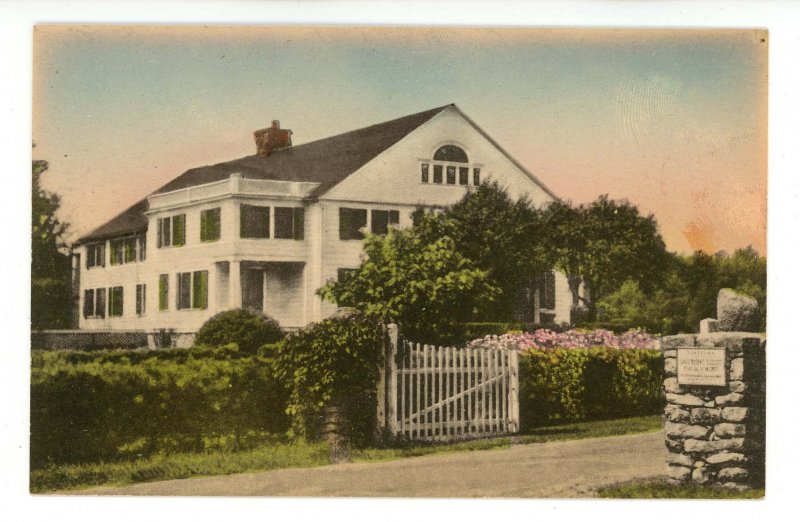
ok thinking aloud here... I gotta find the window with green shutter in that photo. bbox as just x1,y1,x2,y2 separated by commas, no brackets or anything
157,215,185,248
200,208,221,242
158,274,169,311
175,271,209,310
177,272,192,309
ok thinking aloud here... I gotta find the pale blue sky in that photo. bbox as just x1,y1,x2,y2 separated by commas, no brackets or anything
33,26,766,253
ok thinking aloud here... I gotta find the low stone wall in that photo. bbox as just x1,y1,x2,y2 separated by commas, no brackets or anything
661,332,766,490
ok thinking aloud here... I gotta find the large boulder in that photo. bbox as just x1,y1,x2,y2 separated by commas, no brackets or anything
716,289,760,332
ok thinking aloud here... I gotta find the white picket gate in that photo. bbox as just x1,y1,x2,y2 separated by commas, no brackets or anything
377,324,520,441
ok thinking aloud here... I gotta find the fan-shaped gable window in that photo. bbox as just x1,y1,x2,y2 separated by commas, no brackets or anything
433,145,468,163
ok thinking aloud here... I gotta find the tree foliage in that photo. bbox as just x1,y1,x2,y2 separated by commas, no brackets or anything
543,195,669,314
412,182,554,320
32,150,72,329
318,222,499,342
596,247,767,334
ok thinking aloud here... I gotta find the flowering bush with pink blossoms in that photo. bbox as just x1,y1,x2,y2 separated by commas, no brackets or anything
466,328,658,352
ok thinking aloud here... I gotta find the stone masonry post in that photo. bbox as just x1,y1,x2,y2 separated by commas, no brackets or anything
661,332,766,490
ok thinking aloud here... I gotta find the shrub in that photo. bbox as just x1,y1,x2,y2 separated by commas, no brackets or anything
30,345,290,468
195,309,284,353
518,347,663,429
273,313,384,446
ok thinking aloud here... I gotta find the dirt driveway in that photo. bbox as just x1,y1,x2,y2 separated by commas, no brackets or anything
77,432,665,498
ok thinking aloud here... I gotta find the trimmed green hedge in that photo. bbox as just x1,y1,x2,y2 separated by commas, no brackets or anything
518,348,663,429
30,345,289,468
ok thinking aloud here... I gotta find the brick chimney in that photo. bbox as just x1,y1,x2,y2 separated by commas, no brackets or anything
254,120,292,157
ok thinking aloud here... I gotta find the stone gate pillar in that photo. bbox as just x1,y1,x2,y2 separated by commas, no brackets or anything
661,332,766,489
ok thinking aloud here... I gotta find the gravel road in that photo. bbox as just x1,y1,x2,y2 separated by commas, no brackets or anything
75,431,665,498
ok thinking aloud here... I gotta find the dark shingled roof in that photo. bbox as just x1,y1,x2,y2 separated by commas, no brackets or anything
77,105,450,244
76,198,149,244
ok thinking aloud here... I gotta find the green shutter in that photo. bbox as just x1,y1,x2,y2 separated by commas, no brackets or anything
212,208,220,240
193,270,208,309
173,214,185,246
200,210,208,240
159,274,168,310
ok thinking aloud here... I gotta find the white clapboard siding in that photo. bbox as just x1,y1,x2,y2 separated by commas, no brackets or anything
382,327,520,442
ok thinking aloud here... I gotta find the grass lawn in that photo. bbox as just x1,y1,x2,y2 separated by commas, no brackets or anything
32,414,661,494
597,479,764,499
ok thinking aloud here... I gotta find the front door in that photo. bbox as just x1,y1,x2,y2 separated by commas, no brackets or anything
243,268,264,312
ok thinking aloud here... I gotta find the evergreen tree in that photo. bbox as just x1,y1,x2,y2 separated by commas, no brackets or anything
31,148,72,329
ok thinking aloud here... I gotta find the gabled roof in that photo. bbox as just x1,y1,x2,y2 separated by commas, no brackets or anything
76,103,558,245
77,105,450,244
155,104,451,198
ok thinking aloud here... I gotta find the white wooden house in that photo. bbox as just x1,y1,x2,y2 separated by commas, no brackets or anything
73,104,572,335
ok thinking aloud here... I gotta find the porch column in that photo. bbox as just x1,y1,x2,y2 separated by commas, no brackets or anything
230,260,242,309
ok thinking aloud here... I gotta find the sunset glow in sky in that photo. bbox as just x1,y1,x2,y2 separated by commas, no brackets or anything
33,26,767,254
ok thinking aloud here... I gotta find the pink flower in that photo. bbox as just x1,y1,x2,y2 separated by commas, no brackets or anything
466,328,658,351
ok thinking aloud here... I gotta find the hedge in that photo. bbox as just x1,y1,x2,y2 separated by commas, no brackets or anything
518,347,663,429
30,345,289,468
273,313,384,446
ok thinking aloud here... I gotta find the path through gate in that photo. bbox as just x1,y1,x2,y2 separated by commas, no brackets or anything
378,324,520,441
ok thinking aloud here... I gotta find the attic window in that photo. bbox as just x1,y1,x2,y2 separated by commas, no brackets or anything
433,145,468,163
420,145,482,187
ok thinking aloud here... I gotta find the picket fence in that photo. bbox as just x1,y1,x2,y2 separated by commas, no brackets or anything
378,324,520,441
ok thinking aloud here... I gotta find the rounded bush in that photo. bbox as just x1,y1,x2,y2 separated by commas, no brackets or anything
195,309,284,353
